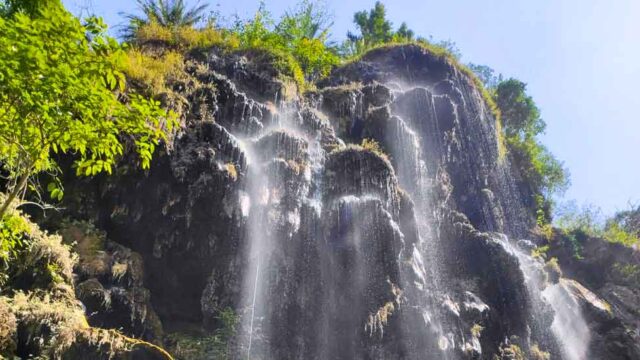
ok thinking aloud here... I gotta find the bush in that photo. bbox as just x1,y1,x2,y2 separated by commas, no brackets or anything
0,195,76,292
133,22,240,51
233,4,339,85
123,49,185,95
554,202,639,249
490,78,569,222
166,307,237,359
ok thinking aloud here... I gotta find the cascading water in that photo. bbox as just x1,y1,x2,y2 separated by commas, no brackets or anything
493,233,590,359
542,281,591,360
204,44,598,360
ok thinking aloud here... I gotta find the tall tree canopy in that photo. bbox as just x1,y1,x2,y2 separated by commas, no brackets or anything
122,0,208,40
0,1,174,218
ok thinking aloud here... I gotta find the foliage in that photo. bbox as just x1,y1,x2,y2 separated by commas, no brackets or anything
554,202,639,249
0,195,77,291
233,2,339,83
530,343,551,360
3,291,173,359
360,138,391,163
121,0,208,40
490,79,569,222
610,204,640,239
603,221,639,248
0,0,60,17
123,49,185,95
344,1,394,54
612,263,640,287
468,63,503,89
470,323,483,338
0,3,175,218
166,307,238,359
132,21,240,51
0,297,16,356
531,245,550,260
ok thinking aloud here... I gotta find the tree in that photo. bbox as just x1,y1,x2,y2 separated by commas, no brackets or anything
394,22,414,41
0,0,58,17
275,0,338,79
276,0,333,41
121,0,208,40
494,79,545,139
348,1,393,48
0,2,174,218
493,78,568,222
467,63,502,89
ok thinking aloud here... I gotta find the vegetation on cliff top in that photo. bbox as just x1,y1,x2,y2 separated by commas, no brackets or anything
0,1,176,219
120,1,568,223
555,203,639,250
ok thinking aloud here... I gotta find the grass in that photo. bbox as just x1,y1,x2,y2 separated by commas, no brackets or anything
123,49,185,95
133,22,240,52
330,139,392,168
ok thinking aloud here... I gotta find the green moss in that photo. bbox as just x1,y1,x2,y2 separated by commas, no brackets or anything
330,139,392,168
0,197,77,293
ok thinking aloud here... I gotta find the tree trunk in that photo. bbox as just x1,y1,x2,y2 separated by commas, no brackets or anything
0,172,30,220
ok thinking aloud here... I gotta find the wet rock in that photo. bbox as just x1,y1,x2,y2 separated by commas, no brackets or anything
324,146,399,216
556,280,640,360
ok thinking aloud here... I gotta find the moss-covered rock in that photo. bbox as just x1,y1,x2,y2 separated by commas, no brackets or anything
0,203,172,359
60,220,164,344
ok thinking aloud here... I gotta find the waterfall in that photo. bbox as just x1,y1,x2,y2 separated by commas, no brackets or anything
543,282,591,360
218,50,594,359
493,234,590,359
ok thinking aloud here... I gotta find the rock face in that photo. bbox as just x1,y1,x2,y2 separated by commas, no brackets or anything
57,44,638,359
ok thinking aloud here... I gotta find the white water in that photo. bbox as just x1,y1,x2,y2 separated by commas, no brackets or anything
494,234,590,359
543,283,590,360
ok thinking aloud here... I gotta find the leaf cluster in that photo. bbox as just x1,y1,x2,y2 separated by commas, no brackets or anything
0,3,175,214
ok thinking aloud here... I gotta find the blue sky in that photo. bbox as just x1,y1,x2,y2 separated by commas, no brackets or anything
64,0,640,215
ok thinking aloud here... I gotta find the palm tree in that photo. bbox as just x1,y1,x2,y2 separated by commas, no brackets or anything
121,0,208,40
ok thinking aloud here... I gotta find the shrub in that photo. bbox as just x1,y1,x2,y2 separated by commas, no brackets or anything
0,4,174,217
233,3,339,86
530,343,551,360
0,195,76,291
603,221,639,248
123,49,185,95
361,138,391,163
555,203,639,249
133,22,240,51
612,263,640,287
166,307,237,359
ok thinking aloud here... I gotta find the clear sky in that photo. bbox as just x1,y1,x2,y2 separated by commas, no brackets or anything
64,0,640,215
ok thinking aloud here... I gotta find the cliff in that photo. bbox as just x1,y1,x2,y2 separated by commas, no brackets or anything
5,44,638,360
